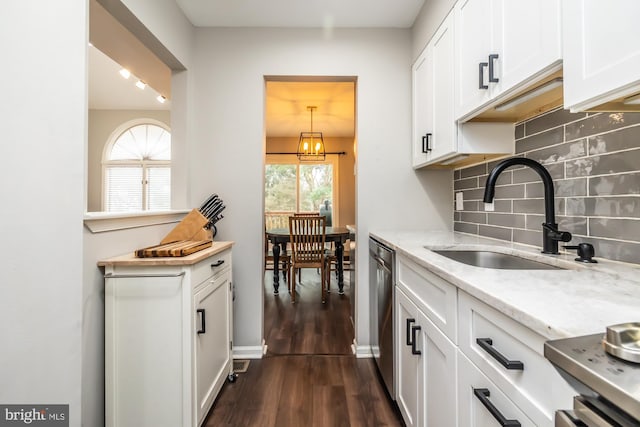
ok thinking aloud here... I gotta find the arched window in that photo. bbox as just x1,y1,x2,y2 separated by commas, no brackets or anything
103,120,171,212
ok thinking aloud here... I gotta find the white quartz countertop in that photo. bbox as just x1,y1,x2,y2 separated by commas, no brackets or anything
370,230,640,340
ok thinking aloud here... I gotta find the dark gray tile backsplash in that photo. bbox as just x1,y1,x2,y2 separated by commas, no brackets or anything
454,108,640,264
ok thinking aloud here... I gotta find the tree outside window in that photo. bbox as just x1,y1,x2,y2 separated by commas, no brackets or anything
265,158,335,229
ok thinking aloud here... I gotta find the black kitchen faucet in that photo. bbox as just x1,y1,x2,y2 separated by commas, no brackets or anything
483,157,571,254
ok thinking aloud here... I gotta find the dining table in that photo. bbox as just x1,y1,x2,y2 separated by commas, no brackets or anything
266,226,351,295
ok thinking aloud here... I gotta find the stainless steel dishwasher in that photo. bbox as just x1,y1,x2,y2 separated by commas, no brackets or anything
369,236,395,400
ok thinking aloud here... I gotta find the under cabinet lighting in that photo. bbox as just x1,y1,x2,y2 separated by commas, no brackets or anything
440,154,469,165
494,78,563,111
119,68,131,79
135,80,147,90
623,93,640,105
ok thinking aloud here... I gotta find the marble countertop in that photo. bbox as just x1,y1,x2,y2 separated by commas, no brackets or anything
370,230,640,340
98,241,234,267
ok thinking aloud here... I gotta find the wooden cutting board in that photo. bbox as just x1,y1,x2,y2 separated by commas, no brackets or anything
135,240,213,258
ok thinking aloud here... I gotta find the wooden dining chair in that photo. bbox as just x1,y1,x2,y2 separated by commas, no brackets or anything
291,213,321,281
288,215,327,303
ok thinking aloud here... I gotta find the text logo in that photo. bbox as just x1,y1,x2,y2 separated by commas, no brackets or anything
0,405,68,426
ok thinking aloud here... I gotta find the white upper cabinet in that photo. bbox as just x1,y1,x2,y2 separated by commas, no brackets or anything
412,12,456,167
563,0,640,111
455,0,562,120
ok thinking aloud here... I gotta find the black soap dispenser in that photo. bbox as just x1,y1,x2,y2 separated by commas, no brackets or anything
563,243,597,263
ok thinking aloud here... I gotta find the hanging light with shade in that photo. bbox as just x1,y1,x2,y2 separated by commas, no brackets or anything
297,106,326,161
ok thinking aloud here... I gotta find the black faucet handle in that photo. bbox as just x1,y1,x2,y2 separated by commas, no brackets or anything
542,223,572,242
563,243,597,263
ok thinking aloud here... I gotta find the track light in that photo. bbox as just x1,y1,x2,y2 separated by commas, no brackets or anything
156,95,166,104
119,69,131,79
135,80,147,90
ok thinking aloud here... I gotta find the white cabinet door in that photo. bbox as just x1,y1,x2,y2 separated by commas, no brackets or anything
428,12,456,163
413,12,456,168
194,270,232,426
412,47,432,168
563,0,640,111
458,351,536,427
396,288,422,427
396,288,458,427
455,0,496,117
498,0,561,92
456,0,561,120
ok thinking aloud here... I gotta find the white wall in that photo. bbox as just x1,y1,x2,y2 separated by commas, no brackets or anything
0,2,87,425
189,28,452,352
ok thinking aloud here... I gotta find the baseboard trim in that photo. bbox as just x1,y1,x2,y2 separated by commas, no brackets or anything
232,342,266,359
352,339,373,358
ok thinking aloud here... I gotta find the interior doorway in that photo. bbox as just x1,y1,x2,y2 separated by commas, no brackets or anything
262,77,357,356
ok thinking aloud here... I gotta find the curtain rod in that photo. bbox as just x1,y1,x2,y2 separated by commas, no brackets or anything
266,151,347,155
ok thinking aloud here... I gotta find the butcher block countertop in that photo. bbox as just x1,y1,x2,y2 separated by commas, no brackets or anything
98,241,233,267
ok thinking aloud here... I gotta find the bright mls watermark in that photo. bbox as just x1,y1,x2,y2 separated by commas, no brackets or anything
0,405,68,426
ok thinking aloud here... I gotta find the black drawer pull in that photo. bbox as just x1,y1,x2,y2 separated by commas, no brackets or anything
197,308,206,334
476,338,524,370
473,388,521,427
211,260,225,268
488,54,499,83
422,133,432,153
411,326,422,355
406,318,416,346
479,62,489,89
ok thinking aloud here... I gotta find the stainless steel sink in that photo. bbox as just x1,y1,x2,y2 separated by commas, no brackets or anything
431,250,563,270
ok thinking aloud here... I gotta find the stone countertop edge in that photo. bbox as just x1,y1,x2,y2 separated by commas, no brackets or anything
370,230,640,340
97,241,234,267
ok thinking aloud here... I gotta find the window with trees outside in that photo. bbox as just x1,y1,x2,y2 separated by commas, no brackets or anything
264,156,336,229
103,121,171,212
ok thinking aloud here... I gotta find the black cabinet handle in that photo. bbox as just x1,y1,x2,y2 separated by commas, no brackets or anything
476,338,524,370
211,260,225,268
406,318,415,346
473,388,521,427
479,62,489,89
197,308,206,334
423,133,432,152
489,54,499,83
411,326,422,355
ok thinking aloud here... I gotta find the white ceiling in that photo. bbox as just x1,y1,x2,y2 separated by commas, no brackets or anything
266,81,355,137
175,0,426,28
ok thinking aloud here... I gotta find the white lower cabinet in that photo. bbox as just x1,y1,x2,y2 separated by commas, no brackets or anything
394,253,573,427
458,291,574,426
458,351,536,427
193,268,232,426
103,246,233,427
396,286,458,427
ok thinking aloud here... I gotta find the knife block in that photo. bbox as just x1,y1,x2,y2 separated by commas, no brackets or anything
160,209,210,244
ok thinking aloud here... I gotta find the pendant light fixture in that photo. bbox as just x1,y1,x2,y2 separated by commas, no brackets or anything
297,106,325,161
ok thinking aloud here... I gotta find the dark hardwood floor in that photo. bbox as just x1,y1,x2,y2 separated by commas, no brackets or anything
204,269,403,427
264,269,354,355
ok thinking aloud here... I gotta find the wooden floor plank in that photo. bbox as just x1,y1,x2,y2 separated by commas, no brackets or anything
203,269,403,426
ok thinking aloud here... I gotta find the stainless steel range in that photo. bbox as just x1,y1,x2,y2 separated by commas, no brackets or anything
544,323,640,426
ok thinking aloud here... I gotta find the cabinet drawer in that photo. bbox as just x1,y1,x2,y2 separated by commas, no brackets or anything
397,255,457,342
458,291,573,426
458,350,536,427
191,249,232,287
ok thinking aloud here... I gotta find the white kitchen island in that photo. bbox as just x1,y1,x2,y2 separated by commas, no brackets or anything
99,241,234,427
